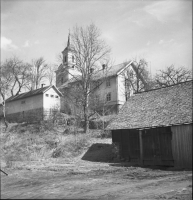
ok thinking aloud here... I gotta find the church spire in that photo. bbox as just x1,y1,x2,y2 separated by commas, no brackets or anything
67,30,70,47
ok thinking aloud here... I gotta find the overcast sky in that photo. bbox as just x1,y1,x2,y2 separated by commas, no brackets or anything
1,0,192,75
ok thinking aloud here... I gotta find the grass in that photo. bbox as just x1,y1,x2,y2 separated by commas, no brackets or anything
0,122,112,168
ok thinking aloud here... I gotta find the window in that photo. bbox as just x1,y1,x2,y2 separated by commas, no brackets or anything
64,56,67,62
106,93,111,101
46,94,49,97
21,100,25,104
51,95,54,98
55,95,58,98
106,79,111,87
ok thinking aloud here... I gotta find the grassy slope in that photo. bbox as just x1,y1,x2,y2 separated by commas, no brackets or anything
0,122,113,169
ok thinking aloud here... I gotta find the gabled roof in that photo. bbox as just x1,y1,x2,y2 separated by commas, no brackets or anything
6,85,62,103
93,61,132,80
107,80,192,130
59,61,133,89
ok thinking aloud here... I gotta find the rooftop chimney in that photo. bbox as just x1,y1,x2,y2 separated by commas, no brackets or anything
102,64,106,70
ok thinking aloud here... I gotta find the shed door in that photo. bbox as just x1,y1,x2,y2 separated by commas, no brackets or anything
142,127,173,166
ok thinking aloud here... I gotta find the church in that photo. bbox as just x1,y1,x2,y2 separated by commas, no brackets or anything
55,34,144,115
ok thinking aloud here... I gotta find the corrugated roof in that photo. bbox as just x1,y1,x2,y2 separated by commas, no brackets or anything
6,85,62,102
106,80,192,130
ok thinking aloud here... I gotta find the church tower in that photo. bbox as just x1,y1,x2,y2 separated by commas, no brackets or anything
55,33,78,88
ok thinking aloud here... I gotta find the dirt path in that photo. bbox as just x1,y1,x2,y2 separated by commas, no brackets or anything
1,160,192,199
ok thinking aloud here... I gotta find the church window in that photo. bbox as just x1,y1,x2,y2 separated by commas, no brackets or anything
64,56,67,63
106,93,111,102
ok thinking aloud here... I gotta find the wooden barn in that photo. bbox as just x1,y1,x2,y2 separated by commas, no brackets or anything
107,81,192,169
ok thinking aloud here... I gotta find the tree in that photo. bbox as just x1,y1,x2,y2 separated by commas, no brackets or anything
66,23,111,133
46,64,57,85
123,58,153,98
0,64,11,128
28,57,48,90
155,65,192,87
1,57,31,96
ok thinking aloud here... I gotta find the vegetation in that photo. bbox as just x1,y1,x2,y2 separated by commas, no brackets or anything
0,121,112,168
155,65,192,87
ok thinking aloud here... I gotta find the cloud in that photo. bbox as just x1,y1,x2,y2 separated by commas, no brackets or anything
23,40,30,47
144,1,186,23
159,39,175,46
1,36,18,50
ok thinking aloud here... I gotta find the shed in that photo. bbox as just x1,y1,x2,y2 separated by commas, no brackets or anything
1,85,63,123
106,81,192,169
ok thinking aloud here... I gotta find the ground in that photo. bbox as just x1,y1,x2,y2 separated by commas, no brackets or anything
1,138,192,200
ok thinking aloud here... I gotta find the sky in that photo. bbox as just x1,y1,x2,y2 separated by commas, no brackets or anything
1,0,192,75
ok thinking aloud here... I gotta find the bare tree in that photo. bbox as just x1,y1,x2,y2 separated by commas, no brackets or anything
28,57,48,90
155,65,192,87
46,64,58,85
1,57,31,96
63,23,111,133
123,58,153,99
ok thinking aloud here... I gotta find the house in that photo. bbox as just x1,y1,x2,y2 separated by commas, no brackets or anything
106,80,192,169
55,34,147,115
1,85,62,123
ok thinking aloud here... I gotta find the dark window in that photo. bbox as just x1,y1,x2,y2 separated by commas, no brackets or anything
46,94,49,97
72,56,75,63
51,95,54,98
106,93,111,101
55,95,58,98
64,56,67,62
106,79,111,87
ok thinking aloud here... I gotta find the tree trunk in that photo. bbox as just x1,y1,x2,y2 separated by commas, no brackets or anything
84,92,89,133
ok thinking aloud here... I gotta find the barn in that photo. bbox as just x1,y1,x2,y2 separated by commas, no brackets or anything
107,81,192,169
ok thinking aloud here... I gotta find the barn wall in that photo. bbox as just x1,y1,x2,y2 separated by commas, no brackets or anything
171,124,192,169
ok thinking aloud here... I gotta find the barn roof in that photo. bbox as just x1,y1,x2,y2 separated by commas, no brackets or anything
6,85,62,103
107,80,192,130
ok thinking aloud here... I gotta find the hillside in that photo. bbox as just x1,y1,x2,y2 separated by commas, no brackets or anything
0,122,115,169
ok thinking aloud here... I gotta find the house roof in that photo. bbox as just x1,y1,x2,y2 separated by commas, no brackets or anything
59,61,133,89
6,85,62,103
106,80,193,130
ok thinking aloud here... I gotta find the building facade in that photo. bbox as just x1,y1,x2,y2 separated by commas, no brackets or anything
56,35,146,115
1,85,62,123
107,81,192,169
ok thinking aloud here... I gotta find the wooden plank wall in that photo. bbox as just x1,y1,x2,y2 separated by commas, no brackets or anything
171,124,192,169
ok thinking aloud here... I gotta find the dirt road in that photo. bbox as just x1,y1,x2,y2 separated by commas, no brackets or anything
1,160,192,199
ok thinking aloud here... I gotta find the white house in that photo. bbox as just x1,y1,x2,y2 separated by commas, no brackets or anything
1,85,62,122
56,34,146,114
